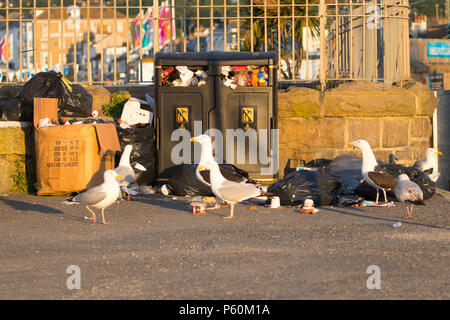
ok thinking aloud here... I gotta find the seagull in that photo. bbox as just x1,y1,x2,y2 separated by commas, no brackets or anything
191,134,256,209
114,144,135,200
395,174,425,219
64,170,124,224
191,134,255,185
413,148,442,182
347,139,398,204
198,160,261,219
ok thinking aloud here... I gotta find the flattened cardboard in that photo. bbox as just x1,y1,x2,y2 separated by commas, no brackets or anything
33,97,58,128
93,123,121,154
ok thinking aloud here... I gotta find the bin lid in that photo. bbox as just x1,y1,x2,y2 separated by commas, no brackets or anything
154,51,277,67
154,52,210,67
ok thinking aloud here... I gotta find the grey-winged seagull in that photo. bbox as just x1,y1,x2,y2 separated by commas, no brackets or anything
198,160,261,219
347,139,398,204
114,144,135,200
394,174,425,219
413,148,442,183
64,170,124,224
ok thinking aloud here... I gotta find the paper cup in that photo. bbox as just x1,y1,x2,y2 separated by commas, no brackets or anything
270,196,281,208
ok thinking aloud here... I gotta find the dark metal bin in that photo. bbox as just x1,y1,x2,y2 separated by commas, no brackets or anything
154,51,278,182
210,51,278,181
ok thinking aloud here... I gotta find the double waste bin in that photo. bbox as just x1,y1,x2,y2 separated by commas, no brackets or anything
154,51,278,182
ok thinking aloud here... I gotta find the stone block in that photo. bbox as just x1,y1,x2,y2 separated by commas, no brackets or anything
407,82,438,115
347,118,380,148
393,148,412,162
324,82,417,117
0,124,34,156
278,87,321,119
382,118,409,148
279,117,346,151
410,117,432,138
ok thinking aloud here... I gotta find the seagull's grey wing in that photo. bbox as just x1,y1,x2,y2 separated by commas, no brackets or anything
214,182,261,203
73,186,108,205
413,160,425,171
114,165,135,184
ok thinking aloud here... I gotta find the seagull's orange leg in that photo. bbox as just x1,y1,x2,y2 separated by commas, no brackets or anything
101,208,112,225
85,206,96,223
223,204,235,219
404,205,414,219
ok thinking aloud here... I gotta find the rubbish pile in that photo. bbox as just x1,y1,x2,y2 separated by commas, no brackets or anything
161,66,208,87
1,71,93,121
221,65,269,89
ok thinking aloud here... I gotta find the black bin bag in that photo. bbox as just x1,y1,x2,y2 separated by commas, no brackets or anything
267,170,343,207
17,71,92,118
158,164,213,197
1,98,32,121
115,125,156,186
326,155,364,195
157,163,252,197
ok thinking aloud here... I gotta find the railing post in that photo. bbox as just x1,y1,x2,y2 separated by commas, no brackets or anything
319,0,326,91
153,0,160,55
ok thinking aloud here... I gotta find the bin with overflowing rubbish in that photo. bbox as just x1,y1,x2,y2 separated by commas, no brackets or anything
154,51,278,183
210,51,278,182
154,52,213,180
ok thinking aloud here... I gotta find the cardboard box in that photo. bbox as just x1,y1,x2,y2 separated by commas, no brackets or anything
34,99,121,195
33,98,58,128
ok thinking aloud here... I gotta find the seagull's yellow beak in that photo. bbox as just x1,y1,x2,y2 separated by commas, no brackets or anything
190,137,197,142
347,141,354,147
436,151,443,155
198,165,206,171
116,175,124,180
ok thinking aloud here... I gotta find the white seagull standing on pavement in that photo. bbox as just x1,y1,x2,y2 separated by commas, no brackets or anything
395,174,425,219
114,144,135,200
347,139,398,204
413,148,442,183
64,170,124,224
197,160,261,219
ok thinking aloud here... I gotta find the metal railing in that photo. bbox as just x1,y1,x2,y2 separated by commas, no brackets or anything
0,0,410,86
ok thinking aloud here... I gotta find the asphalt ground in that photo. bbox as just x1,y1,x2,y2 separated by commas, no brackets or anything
0,191,449,300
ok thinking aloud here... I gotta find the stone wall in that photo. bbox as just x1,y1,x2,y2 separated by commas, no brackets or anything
0,122,34,193
278,81,438,177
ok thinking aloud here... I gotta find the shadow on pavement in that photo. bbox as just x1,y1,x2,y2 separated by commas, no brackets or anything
327,206,449,230
0,196,86,222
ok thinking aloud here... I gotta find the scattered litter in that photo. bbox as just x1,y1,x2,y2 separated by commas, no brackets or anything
270,196,281,209
119,98,153,127
134,163,147,171
160,184,171,196
191,196,217,206
297,199,319,215
356,200,394,207
393,222,402,228
191,201,207,215
38,118,57,127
